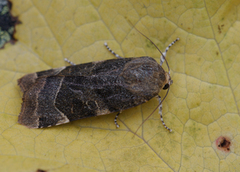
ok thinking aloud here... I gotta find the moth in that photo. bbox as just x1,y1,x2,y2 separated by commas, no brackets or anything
18,28,179,131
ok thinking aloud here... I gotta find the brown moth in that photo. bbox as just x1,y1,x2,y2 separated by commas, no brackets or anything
18,28,179,131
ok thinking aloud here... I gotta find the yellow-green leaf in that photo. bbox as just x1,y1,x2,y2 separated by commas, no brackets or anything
0,0,240,171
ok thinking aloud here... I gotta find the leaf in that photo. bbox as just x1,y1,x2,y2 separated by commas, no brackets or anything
0,0,240,171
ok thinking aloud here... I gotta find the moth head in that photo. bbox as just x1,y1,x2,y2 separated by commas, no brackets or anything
163,72,173,90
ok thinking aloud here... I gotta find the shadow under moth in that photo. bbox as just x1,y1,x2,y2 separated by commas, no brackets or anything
18,28,179,132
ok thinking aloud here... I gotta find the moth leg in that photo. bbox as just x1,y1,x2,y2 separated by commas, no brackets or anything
157,95,172,132
114,112,120,128
160,38,180,66
64,58,76,66
104,42,123,59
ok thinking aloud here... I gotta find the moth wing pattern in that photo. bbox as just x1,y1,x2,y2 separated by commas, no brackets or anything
18,76,70,128
18,67,65,92
18,57,168,128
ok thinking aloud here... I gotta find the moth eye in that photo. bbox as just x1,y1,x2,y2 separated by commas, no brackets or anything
163,83,169,90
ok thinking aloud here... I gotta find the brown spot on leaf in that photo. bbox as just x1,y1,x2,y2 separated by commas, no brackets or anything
218,24,224,34
216,136,231,152
36,169,47,172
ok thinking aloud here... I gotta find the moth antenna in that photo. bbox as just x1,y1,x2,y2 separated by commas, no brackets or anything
64,58,76,66
160,38,179,74
128,22,170,73
133,86,171,136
